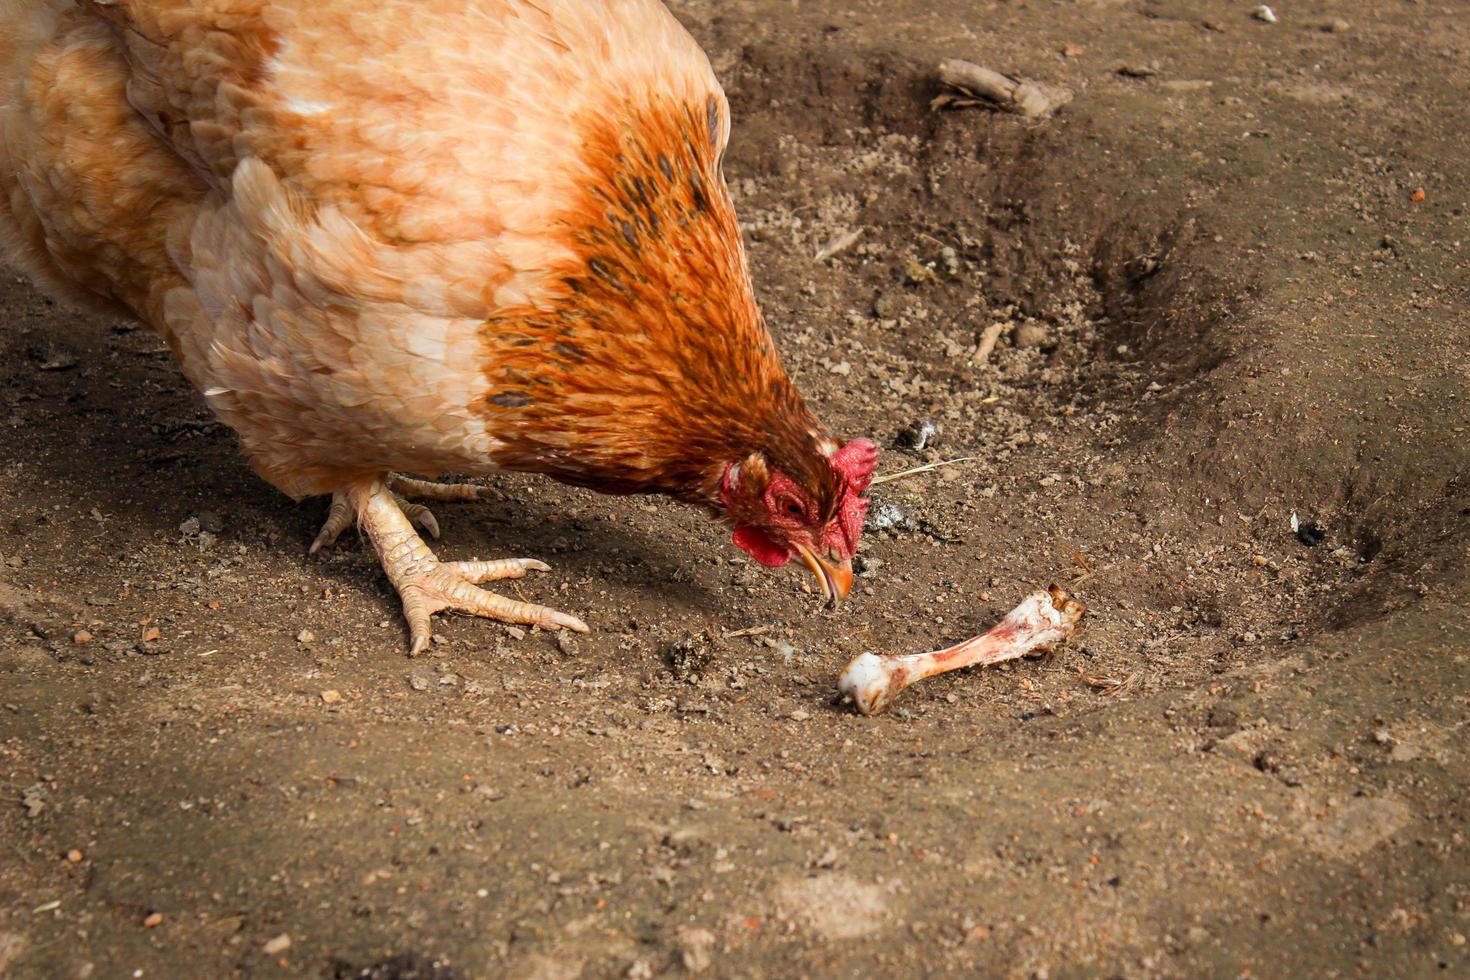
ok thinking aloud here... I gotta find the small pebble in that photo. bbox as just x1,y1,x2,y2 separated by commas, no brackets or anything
143,912,164,929
1251,4,1277,24
72,630,93,645
262,934,292,955
938,246,960,276
1323,17,1350,33
65,849,84,863
296,629,315,645
320,690,343,705
872,291,905,319
408,672,431,692
555,632,579,656
141,627,161,643
894,421,938,451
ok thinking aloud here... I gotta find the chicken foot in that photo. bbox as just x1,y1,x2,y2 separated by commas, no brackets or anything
332,477,588,654
311,473,484,553
839,586,1085,715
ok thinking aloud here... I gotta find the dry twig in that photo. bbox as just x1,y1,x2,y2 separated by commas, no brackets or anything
814,228,864,262
870,457,976,486
933,59,1072,119
972,321,1007,365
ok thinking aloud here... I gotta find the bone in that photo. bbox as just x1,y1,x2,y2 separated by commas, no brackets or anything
839,586,1085,716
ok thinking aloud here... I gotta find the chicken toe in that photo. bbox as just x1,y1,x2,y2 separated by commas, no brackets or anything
386,474,485,503
350,478,587,655
310,492,355,554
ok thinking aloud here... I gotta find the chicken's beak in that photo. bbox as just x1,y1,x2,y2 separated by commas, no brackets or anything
795,545,854,609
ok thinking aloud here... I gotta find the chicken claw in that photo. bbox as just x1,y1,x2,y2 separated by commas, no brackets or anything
343,478,588,654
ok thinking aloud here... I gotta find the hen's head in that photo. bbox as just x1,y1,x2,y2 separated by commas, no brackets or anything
717,438,879,607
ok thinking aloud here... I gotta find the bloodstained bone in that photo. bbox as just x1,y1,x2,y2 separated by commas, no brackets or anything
838,586,1085,716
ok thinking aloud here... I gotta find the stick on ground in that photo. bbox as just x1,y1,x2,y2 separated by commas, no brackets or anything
934,59,1073,119
972,321,1007,365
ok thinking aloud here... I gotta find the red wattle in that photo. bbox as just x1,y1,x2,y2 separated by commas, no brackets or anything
732,523,792,568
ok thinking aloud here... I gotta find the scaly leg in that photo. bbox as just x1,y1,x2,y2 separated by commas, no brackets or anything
310,473,486,553
326,477,587,654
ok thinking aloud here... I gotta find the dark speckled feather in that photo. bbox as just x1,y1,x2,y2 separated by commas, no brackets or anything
477,95,840,512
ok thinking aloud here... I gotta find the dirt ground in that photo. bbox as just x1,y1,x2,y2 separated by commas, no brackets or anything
2,1,1468,977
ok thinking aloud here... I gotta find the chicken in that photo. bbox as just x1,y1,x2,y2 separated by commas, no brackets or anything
0,0,878,652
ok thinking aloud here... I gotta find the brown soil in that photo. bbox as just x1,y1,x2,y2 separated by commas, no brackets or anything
3,1,1468,977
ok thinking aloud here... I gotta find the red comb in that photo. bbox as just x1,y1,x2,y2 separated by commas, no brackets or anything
832,438,879,492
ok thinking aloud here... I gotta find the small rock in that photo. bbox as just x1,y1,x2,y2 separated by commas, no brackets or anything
178,516,201,536
505,625,526,640
678,927,716,973
872,291,905,319
262,933,292,955
866,502,917,533
790,709,810,722
555,632,579,656
938,246,960,276
22,787,45,822
72,630,93,645
141,627,161,644
894,421,939,451
196,510,225,534
65,849,84,864
668,631,714,682
1251,5,1277,24
903,258,938,286
1322,17,1350,33
319,690,343,705
295,628,315,645
142,912,164,929
407,672,431,692
1013,322,1050,349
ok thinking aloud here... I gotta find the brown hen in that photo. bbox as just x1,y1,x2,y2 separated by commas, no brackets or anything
0,0,877,652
